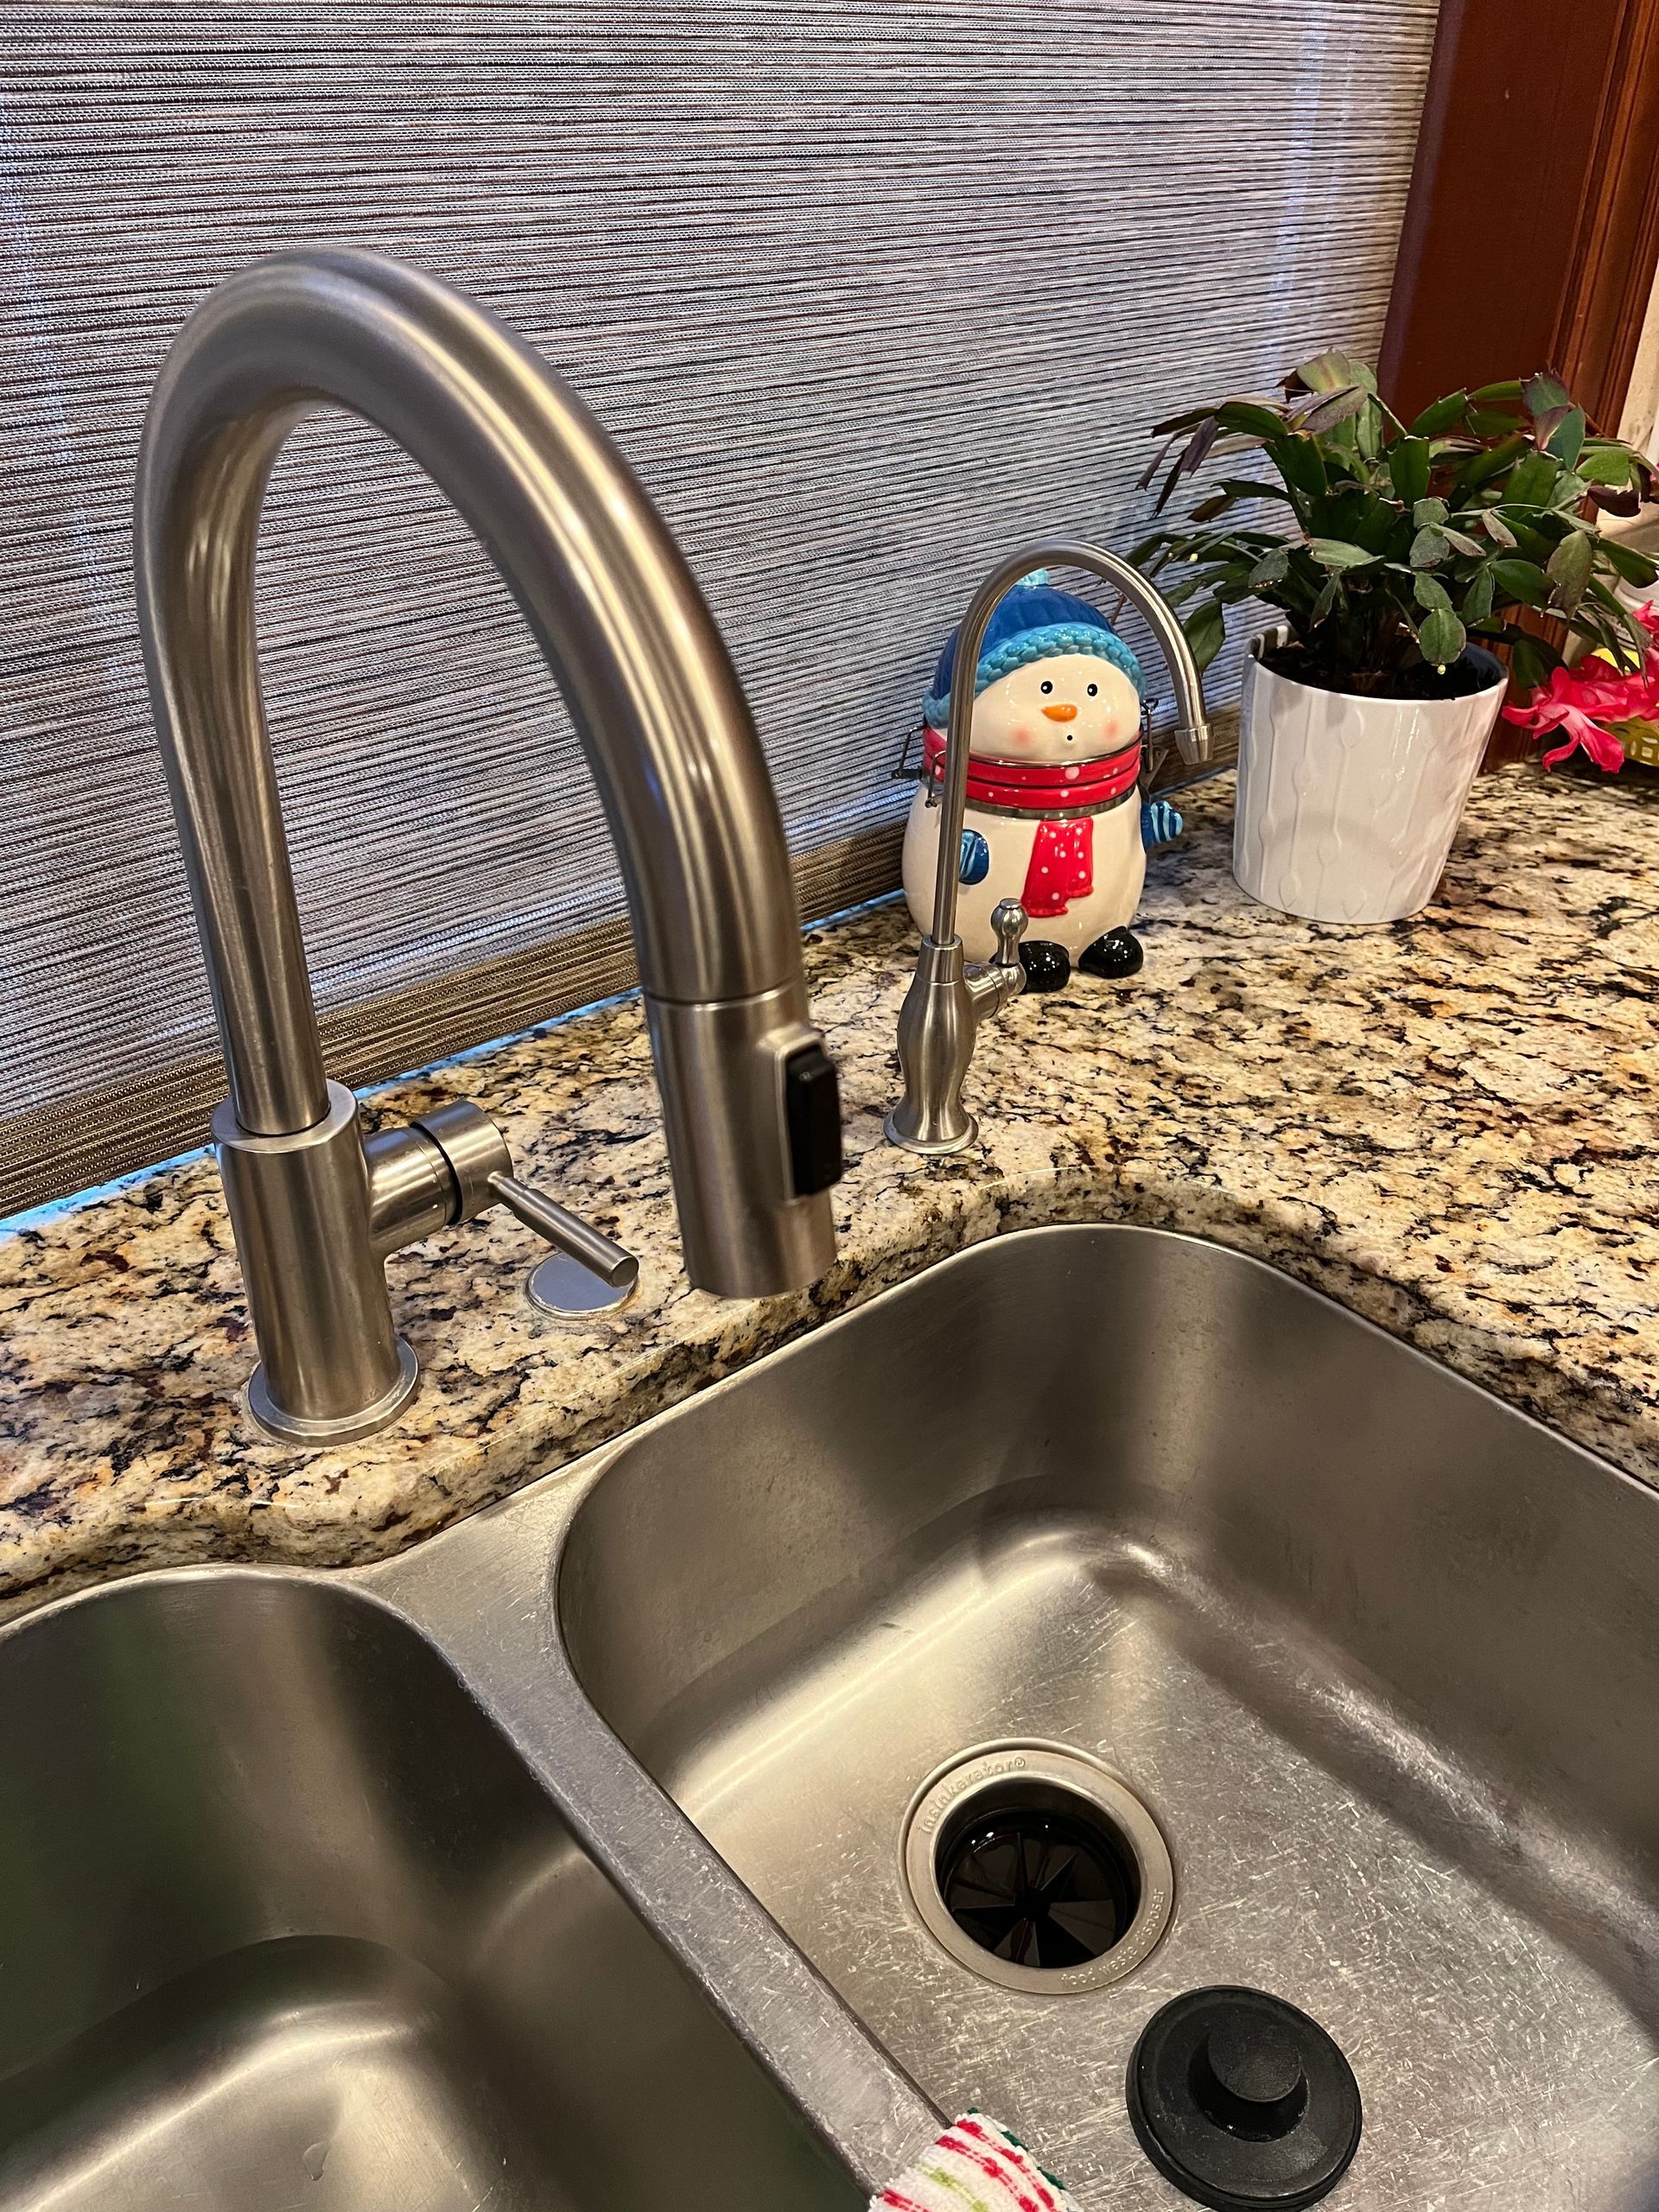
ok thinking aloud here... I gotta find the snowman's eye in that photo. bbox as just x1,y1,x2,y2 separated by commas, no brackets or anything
1087,683,1099,696
1039,680,1053,695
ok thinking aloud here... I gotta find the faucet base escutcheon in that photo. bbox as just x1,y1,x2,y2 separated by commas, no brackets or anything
247,1338,419,1448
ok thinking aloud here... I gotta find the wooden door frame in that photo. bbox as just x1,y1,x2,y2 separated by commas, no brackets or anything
1381,0,1659,433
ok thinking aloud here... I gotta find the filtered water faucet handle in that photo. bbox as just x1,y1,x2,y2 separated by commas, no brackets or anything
990,899,1027,972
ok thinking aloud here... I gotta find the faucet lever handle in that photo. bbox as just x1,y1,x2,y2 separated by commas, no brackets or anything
486,1173,639,1294
990,899,1028,970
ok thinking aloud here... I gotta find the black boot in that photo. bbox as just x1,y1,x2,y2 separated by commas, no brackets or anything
1078,927,1144,980
1018,939,1071,993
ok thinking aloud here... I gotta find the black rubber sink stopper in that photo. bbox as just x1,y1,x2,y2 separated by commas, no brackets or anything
1126,1987,1361,2209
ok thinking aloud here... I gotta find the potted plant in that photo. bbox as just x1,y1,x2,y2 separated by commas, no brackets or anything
1134,353,1657,922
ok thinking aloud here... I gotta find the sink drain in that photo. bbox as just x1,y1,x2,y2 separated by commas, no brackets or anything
937,1787,1140,1970
902,1742,1173,1994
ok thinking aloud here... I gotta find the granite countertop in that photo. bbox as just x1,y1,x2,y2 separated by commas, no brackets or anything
3,769,1656,1624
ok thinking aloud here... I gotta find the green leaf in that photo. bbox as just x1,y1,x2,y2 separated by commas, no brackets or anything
1410,390,1469,438
1547,528,1596,613
1410,526,1452,569
1389,438,1433,506
1603,538,1659,588
1154,550,1217,597
1585,569,1648,626
1311,576,1341,624
1441,526,1487,556
1183,598,1227,673
1547,407,1587,469
1491,557,1554,608
1464,566,1497,625
1590,614,1647,673
1580,443,1632,489
1508,628,1564,693
1522,373,1572,418
1418,605,1467,668
1276,437,1329,505
1458,432,1530,493
1599,592,1655,666
1211,433,1281,459
1471,379,1526,403
1413,496,1449,528
1248,546,1293,588
1307,537,1378,569
1501,514,1557,564
1505,449,1562,507
1158,568,1211,609
1149,404,1221,438
1413,572,1452,613
1215,400,1296,443
1480,510,1518,550
1292,348,1377,395
1309,487,1395,554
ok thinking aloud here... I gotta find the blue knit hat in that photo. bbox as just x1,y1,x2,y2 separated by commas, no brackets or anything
923,572,1144,728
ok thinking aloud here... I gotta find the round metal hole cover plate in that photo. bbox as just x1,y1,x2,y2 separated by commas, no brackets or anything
899,1740,1175,1995
526,1251,638,1316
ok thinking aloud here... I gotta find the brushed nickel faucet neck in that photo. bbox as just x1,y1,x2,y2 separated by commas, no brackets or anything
137,250,838,1446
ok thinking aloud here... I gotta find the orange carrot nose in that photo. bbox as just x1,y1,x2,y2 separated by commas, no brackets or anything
1042,702,1078,721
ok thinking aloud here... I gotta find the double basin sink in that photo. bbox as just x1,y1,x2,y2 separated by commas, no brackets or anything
1,1226,1656,2207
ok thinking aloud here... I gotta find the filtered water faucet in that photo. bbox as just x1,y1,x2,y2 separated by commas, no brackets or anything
886,543,1211,1154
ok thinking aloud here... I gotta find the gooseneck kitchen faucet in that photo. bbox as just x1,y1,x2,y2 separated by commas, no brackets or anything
886,544,1212,1154
137,250,841,1447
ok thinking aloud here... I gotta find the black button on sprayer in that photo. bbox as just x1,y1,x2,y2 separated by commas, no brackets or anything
783,1041,842,1196
1127,1986,1361,2209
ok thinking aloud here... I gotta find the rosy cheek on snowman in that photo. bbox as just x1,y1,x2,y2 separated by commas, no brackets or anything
973,655,1142,762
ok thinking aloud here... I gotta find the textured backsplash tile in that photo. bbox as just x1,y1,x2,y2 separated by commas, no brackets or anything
3,3,1439,1138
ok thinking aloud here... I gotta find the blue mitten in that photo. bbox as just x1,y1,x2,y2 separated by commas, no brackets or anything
1141,798,1184,850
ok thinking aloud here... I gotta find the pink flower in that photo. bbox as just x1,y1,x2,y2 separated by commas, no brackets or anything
1503,607,1659,771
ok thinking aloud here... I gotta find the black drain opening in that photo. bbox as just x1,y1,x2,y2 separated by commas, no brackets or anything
934,1779,1141,1971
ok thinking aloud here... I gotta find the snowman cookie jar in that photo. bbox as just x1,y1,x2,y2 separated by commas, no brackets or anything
904,575,1155,990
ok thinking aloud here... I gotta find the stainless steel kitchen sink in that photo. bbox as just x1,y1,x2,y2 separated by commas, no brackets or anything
4,1225,1656,2208
0,1573,898,2212
558,1227,1659,2207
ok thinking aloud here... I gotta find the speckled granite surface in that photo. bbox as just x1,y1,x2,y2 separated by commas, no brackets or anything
3,768,1656,1623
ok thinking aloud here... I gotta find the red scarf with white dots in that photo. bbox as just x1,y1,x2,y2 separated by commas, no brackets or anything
921,728,1141,918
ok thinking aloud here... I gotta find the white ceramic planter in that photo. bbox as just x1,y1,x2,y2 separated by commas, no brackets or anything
1234,639,1508,924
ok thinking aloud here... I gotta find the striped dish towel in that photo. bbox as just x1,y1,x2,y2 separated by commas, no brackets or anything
873,2113,1080,2212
